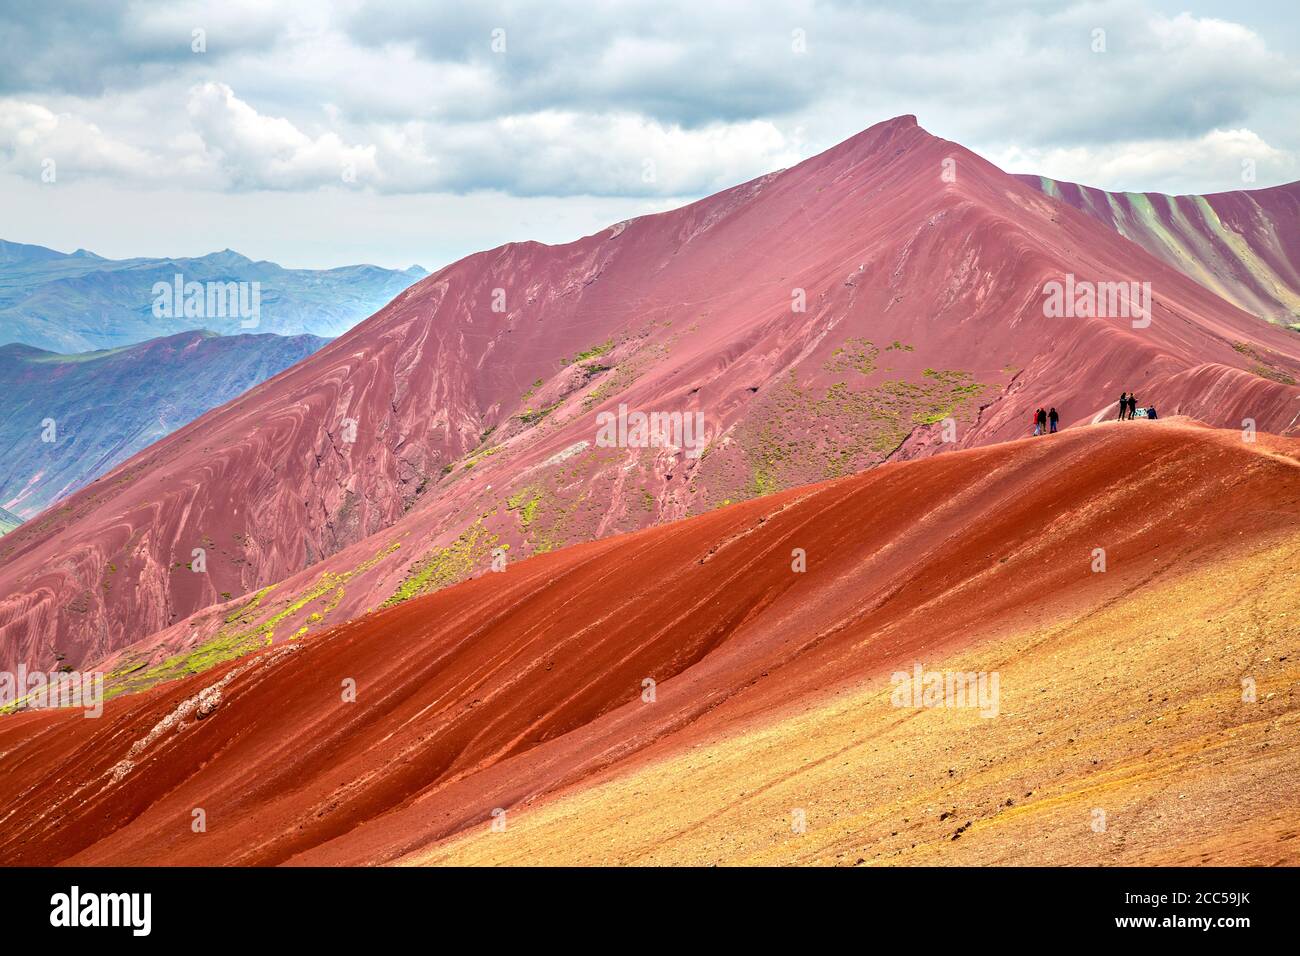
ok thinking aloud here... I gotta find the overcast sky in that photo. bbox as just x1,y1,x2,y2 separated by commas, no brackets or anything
2,0,1298,271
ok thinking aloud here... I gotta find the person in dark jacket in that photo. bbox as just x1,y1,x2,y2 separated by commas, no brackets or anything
1048,407,1059,433
1127,394,1137,419
1146,405,1157,420
1036,407,1048,435
1117,392,1128,420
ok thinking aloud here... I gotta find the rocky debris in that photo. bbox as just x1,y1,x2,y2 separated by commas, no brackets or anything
196,687,222,719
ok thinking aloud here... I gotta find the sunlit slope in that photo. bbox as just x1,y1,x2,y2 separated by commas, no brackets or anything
410,532,1299,866
0,419,1295,866
5,116,1300,681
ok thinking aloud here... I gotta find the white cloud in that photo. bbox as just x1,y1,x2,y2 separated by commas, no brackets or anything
987,128,1298,195
1,79,803,198
3,1,1298,200
377,111,800,197
1,0,1298,268
0,98,158,180
186,81,378,189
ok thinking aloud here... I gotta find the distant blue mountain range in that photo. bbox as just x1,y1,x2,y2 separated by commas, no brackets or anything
0,239,427,352
0,329,330,520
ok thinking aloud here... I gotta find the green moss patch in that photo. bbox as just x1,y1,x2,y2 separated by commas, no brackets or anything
384,520,499,607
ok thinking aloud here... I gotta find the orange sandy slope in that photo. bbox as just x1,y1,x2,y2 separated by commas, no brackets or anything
411,530,1300,866
0,418,1296,865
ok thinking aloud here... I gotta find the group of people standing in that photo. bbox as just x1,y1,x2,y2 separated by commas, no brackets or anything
1032,407,1059,436
1117,392,1157,420
1028,393,1159,436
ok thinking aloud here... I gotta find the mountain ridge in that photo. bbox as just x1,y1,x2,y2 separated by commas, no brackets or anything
2,114,1299,675
1,419,1295,865
1016,173,1300,328
0,329,329,519
0,241,428,352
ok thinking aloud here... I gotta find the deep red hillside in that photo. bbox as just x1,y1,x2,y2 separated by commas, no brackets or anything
0,420,1296,865
3,115,1299,674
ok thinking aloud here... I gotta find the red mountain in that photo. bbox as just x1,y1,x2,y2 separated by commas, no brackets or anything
1016,174,1300,328
3,115,1300,676
2,420,1297,865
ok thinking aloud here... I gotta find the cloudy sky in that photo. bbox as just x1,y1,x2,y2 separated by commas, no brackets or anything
2,0,1298,270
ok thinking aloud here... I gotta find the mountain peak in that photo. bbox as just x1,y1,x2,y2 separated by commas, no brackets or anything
6,112,1300,687
0,238,66,265
204,248,253,266
816,112,935,165
882,113,918,128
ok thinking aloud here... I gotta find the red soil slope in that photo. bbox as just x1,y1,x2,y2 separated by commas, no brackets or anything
4,116,1300,675
0,420,1296,866
1017,174,1300,327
